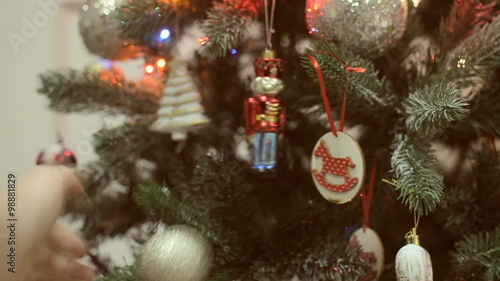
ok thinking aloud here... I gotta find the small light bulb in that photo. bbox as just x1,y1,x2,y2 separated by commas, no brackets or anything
198,36,209,45
158,28,171,42
157,58,166,68
145,64,154,74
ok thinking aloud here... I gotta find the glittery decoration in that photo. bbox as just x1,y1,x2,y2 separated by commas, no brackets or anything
79,0,142,60
312,139,358,192
137,225,213,281
250,77,284,94
305,0,408,58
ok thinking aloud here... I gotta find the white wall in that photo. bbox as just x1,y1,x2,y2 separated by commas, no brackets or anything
0,0,143,176
1,0,59,176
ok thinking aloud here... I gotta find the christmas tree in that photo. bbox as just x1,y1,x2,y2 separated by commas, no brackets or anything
37,0,500,280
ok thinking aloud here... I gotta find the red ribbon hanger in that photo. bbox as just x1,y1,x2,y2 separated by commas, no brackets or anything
361,161,377,230
306,52,365,137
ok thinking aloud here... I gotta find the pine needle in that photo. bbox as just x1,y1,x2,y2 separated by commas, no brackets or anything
199,0,261,59
404,83,470,136
389,135,445,215
449,227,500,281
38,69,159,115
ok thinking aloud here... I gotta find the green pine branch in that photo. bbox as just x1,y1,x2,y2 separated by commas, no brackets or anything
438,187,481,236
38,69,159,115
207,269,246,281
93,119,157,160
448,227,500,281
389,135,444,215
188,155,251,212
301,41,393,125
199,0,261,59
236,232,369,280
467,80,500,136
438,144,500,236
404,83,470,136
115,0,178,44
433,15,500,86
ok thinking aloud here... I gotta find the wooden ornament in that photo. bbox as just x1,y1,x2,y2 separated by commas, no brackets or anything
348,227,385,281
395,244,433,281
395,229,433,281
311,131,365,203
149,58,210,140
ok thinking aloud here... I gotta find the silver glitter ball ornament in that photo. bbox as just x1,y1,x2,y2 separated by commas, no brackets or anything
305,0,408,59
136,225,213,281
79,0,142,60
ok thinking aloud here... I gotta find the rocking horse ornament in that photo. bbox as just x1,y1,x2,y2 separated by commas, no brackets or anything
306,52,366,204
311,131,365,203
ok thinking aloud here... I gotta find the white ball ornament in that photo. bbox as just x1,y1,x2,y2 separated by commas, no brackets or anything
395,230,433,281
136,225,213,281
305,0,409,58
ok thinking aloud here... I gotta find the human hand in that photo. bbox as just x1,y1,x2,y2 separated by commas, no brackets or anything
0,165,95,281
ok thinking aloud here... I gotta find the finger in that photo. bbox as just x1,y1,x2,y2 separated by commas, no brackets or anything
17,166,84,273
46,223,87,259
24,260,95,281
36,165,84,199
28,245,95,281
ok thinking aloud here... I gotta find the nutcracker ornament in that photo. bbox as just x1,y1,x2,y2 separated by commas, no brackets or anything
245,50,286,173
